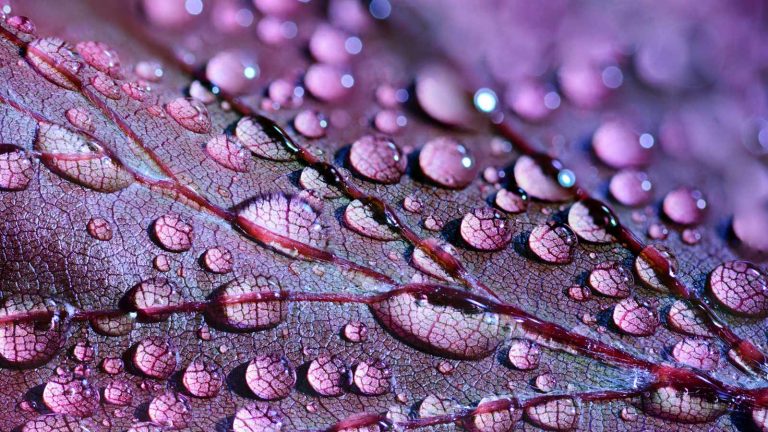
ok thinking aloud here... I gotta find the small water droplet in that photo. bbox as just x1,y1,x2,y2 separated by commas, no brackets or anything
343,321,368,343
534,372,557,392
236,116,293,161
681,227,702,245
165,97,211,133
662,187,707,225
460,207,512,251
667,300,712,338
419,137,477,189
647,223,669,240
233,402,283,432
205,134,251,172
403,194,422,213
101,357,124,375
528,222,577,264
568,200,616,243
71,341,94,363
86,217,112,241
90,313,134,337
133,337,177,379
152,214,193,252
507,339,540,370
304,63,350,101
147,391,190,428
415,64,474,126
344,199,398,241
495,187,528,214
567,284,591,302
103,380,133,406
65,107,95,133
613,297,658,336
609,169,653,207
206,50,257,95
91,72,122,100
0,146,33,191
182,359,223,398
418,394,460,418
592,121,651,168
43,372,99,416
293,110,328,138
6,15,35,35
709,260,768,316
26,37,82,90
245,353,296,400
75,41,122,78
349,135,406,184
307,355,348,397
513,155,570,202
588,262,633,298
237,194,326,250
620,406,639,422
525,398,577,431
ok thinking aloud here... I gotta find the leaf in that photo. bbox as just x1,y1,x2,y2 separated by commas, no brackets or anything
0,1,766,431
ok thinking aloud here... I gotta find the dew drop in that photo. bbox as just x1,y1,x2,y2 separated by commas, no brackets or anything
343,321,368,343
152,213,193,252
236,116,293,161
133,337,177,379
647,223,669,240
419,137,477,189
671,338,719,371
147,391,190,429
165,97,211,133
681,227,702,245
294,110,328,138
90,313,134,337
0,146,33,191
374,109,405,134
460,207,513,251
411,238,458,282
612,297,658,336
205,134,251,172
91,72,122,100
101,357,124,375
233,402,283,432
403,194,422,213
471,397,521,432
641,386,726,423
189,80,215,104
206,50,256,95
6,15,36,35
348,135,406,184
121,80,151,101
352,359,392,395
423,214,445,231
620,406,639,422
125,422,164,432
507,339,540,370
567,285,591,302
135,60,164,82
415,64,474,126
609,169,653,207
245,353,296,400
307,355,349,397
708,260,768,317
513,155,570,202
207,275,286,331
634,245,678,292
528,222,577,264
102,380,132,406
667,300,712,338
732,206,768,252
71,341,94,363
418,394,461,418
182,359,223,398
344,199,398,241
299,166,342,198
0,295,69,368
567,200,616,243
26,37,82,90
86,217,112,241
588,262,633,298
304,63,350,101
42,372,99,417
495,187,528,214
201,246,234,274
65,107,95,133
592,121,651,168
525,397,578,431
662,187,706,225
534,373,557,393
753,407,768,432
237,194,326,249
124,277,181,322
75,41,122,78
309,24,350,64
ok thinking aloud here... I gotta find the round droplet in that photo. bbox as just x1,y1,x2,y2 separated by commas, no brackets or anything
91,72,122,100
182,359,223,398
423,214,445,231
403,194,422,213
26,37,82,90
505,80,552,122
237,194,326,249
641,386,726,423
460,207,512,251
71,341,94,363
513,155,570,202
245,353,296,400
662,187,707,225
124,277,181,322
528,222,577,264
165,97,211,133
472,397,521,432
495,187,528,214
7,16,36,35
205,134,251,172
86,217,112,241
0,147,33,191
344,199,398,241
648,223,669,240
147,391,190,428
374,110,405,134
348,135,406,184
0,295,69,368
21,414,97,432
681,227,702,245
415,64,474,126
236,116,293,161
592,121,651,168
667,300,712,338
153,214,193,252
233,402,283,432
299,166,342,198
588,262,633,298
133,337,177,379
101,357,124,375
419,137,477,189
135,60,164,82
732,206,768,252
65,107,95,133
507,339,540,370
525,398,578,431
202,246,234,274
672,338,719,371
307,355,348,397
534,373,557,393
352,359,391,395
567,285,591,302
567,200,616,243
43,373,99,417
103,380,133,406
207,276,286,331
418,395,461,418
609,170,653,207
205,50,256,95
122,80,151,101
141,0,198,28
75,41,122,78
613,298,658,336
620,406,639,422
309,24,349,64
343,321,368,343
304,63,349,101
294,110,328,138
369,291,506,360
708,260,768,317
90,313,134,337
634,245,678,292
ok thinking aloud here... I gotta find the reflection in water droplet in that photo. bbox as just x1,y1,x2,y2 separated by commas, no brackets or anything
202,246,234,274
133,337,177,379
588,262,633,298
182,359,223,398
613,297,658,336
352,359,391,395
0,296,69,368
207,275,286,331
153,213,194,252
609,169,653,207
663,187,706,225
344,199,398,241
495,187,528,214
507,339,540,370
65,107,95,133
86,217,112,241
672,338,719,371
91,72,122,100
147,391,191,428
641,386,725,423
205,134,251,172
6,15,36,35
236,116,293,161
43,372,99,416
513,155,570,202
525,398,577,431
103,380,133,406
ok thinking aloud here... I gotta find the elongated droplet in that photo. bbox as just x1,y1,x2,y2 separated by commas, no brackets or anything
236,116,293,161
166,97,211,133
205,134,252,172
0,146,33,191
27,37,82,90
708,260,768,317
0,295,69,368
344,199,398,241
75,40,122,78
641,386,725,423
525,398,578,431
207,275,286,331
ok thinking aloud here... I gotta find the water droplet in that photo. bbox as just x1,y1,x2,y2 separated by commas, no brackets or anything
6,15,36,35
534,372,557,392
237,194,326,249
299,166,341,199
165,97,211,133
91,72,122,100
613,297,658,336
507,339,540,370
75,41,122,78
525,398,577,431
460,207,512,251
634,245,678,292
71,341,94,363
352,359,391,395
135,60,164,82
567,285,591,302
709,260,768,316
101,357,124,375
26,37,82,90
233,402,283,432
307,355,348,397
35,122,134,192
65,107,95,133
152,214,193,252
472,397,521,432
86,217,112,241
374,109,406,134
236,116,293,161
528,222,577,264
121,80,151,101
647,223,669,240
513,156,570,202
568,200,616,243
588,262,633,298
207,275,286,331
343,321,368,343
495,187,528,214
43,372,99,416
732,206,768,252
245,353,295,400
153,254,171,272
641,386,725,423
662,187,706,225
0,146,33,191
205,134,251,172
304,63,350,101
609,169,653,207
370,292,507,360
415,64,474,126
344,199,398,241
411,238,458,282
21,414,97,432
293,110,328,138
752,408,768,432
403,194,422,213
671,338,719,371
147,391,190,428
423,214,445,231
681,227,702,245
201,246,234,274
348,135,406,184
620,406,639,422
90,313,134,336
206,50,257,95
182,359,223,398
103,380,133,406
418,394,460,418
133,337,177,379
667,300,711,338
189,80,215,104
592,121,651,168
309,24,350,64
124,277,181,322
0,296,69,368
419,137,477,189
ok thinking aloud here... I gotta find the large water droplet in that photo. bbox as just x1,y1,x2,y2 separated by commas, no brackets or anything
667,300,711,338
410,239,457,282
42,372,99,417
299,166,342,198
103,380,132,406
352,359,391,395
415,64,474,126
343,199,398,241
609,169,653,207
207,275,286,331
588,262,633,298
641,386,725,423
304,63,350,101
147,391,190,429
418,394,461,418
567,201,616,243
165,97,211,134
732,206,768,252
0,146,33,191
90,313,134,336
419,137,477,189
233,402,283,432
90,72,122,100
75,41,122,78
237,194,326,250
152,213,193,252
506,339,540,370
662,187,706,225
0,295,69,368
460,207,513,251
708,260,768,317
613,297,658,336
525,398,578,431
205,134,252,172
671,338,719,371
182,359,223,398
634,245,677,292
369,291,507,359
202,246,234,274
6,15,36,35
348,135,406,184
236,116,293,161
592,121,651,168
26,37,82,90
528,222,577,264
206,50,256,95
132,337,177,379
309,24,350,64
294,110,328,139
471,397,521,432
245,353,295,401
513,156,570,202
123,277,181,322
307,355,348,397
